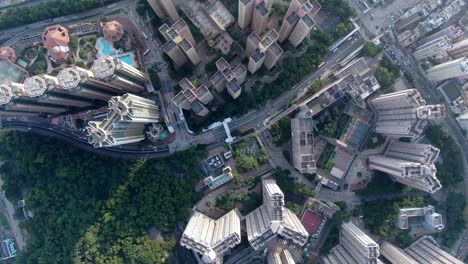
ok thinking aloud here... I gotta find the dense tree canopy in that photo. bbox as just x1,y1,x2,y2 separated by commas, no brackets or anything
426,125,464,188
362,43,383,57
0,132,206,264
0,0,119,29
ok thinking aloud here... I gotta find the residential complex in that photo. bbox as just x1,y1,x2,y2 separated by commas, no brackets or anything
0,82,68,115
57,66,121,101
172,78,214,116
159,19,200,66
322,221,380,264
23,75,93,108
245,179,309,250
380,237,464,264
425,57,468,82
180,209,241,264
238,0,273,34
412,36,451,61
278,0,316,47
368,141,442,193
371,89,445,137
246,30,283,74
91,56,148,93
209,58,246,99
397,205,444,232
147,0,180,21
86,93,160,147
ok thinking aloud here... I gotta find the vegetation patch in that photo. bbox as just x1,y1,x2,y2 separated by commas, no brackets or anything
270,117,291,146
233,137,268,173
426,125,464,188
0,132,207,263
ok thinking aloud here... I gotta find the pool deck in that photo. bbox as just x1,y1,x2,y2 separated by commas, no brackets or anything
95,37,137,67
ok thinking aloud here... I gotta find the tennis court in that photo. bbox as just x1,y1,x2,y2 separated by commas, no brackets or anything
301,209,323,235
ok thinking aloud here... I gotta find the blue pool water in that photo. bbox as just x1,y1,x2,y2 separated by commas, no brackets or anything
119,55,133,65
100,39,116,56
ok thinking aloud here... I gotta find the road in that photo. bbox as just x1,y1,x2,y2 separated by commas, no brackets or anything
0,192,25,250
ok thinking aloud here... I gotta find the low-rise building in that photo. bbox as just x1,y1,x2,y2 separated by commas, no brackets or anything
0,239,16,260
42,24,70,63
397,205,444,232
291,113,316,174
437,80,467,113
200,152,234,190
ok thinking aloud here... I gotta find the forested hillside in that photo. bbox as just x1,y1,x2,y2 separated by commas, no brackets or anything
0,132,206,264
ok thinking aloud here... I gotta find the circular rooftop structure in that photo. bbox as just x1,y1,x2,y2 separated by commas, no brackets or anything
0,83,14,105
103,21,124,43
57,67,83,90
0,46,16,62
23,76,48,97
91,56,117,79
42,24,70,61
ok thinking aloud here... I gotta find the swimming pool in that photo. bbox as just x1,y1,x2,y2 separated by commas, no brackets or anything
119,55,133,65
99,39,116,56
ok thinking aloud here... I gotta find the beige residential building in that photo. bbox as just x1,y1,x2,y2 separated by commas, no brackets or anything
180,209,241,264
209,58,246,99
238,0,273,33
368,141,442,193
91,56,147,93
412,36,451,61
371,89,445,137
404,236,464,264
57,66,119,101
23,75,92,108
0,82,67,114
245,179,308,251
238,0,255,30
172,78,214,116
159,19,200,66
267,248,296,264
247,30,283,74
322,222,379,264
147,0,179,21
87,93,160,147
380,237,464,264
425,57,468,82
279,0,316,47
252,1,270,35
379,241,418,264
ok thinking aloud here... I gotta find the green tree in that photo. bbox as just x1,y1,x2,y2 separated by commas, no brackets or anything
236,155,259,173
361,42,383,57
